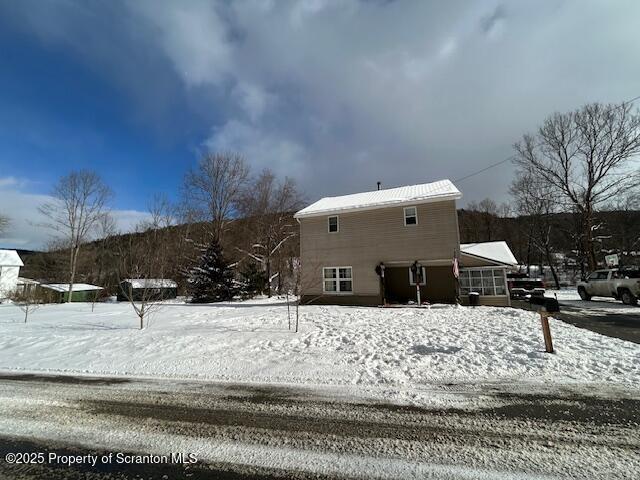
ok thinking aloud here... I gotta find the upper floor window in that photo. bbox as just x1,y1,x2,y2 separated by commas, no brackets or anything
404,206,417,226
328,215,339,233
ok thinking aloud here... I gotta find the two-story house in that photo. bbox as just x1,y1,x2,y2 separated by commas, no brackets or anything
294,179,516,306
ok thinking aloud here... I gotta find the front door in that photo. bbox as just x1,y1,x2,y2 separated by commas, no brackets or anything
383,266,456,304
385,267,417,303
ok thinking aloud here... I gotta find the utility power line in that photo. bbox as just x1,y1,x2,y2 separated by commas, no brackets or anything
453,94,640,184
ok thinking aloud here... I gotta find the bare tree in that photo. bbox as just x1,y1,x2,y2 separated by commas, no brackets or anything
289,258,325,333
116,194,183,329
510,172,561,288
514,102,640,270
143,193,175,231
116,231,167,329
462,198,510,242
9,288,48,323
0,214,8,235
236,170,304,297
182,152,249,241
39,170,113,302
92,212,119,288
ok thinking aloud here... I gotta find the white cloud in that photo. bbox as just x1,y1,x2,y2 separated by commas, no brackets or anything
127,0,231,88
2,0,640,208
230,82,275,122
0,177,24,188
0,178,149,251
206,120,307,179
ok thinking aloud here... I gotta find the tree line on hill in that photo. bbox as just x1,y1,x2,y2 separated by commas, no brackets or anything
4,100,640,299
7,154,302,328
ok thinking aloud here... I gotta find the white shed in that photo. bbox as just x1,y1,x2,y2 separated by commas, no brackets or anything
0,249,24,299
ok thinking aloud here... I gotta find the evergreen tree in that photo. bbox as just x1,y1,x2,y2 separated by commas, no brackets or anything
188,239,237,303
239,262,267,298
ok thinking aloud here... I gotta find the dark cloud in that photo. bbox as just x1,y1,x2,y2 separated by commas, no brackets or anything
2,0,639,210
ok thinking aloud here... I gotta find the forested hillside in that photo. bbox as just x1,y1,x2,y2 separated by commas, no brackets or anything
19,207,640,294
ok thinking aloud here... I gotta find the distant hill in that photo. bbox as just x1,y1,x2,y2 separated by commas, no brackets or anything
20,208,640,291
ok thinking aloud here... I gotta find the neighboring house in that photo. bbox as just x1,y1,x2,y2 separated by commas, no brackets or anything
0,249,24,299
16,277,40,296
118,279,178,301
41,283,104,303
294,180,517,306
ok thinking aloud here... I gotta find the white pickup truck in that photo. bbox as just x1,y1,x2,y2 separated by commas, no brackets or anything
577,268,640,305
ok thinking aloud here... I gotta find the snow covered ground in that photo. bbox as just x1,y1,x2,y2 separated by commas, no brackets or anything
546,288,582,301
0,298,639,406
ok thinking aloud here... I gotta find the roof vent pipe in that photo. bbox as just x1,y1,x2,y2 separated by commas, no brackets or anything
377,181,381,190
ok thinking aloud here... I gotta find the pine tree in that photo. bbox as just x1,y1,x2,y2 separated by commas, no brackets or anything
188,239,237,303
239,262,267,298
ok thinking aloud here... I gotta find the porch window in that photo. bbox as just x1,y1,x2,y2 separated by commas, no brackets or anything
404,206,417,226
323,267,353,293
408,266,427,286
459,268,506,296
328,215,339,233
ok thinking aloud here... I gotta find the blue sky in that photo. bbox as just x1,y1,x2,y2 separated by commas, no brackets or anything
1,0,639,249
0,19,204,209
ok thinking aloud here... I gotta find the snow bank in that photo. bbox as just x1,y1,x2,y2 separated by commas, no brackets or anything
0,299,638,405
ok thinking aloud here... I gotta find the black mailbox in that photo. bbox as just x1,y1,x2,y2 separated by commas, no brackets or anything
529,295,560,313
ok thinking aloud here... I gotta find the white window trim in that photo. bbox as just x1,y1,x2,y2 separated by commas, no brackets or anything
408,266,427,286
322,266,353,294
328,215,339,233
459,267,508,297
403,206,418,226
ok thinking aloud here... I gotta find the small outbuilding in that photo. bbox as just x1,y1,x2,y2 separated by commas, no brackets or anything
0,249,24,299
40,283,104,303
16,277,40,296
118,279,178,301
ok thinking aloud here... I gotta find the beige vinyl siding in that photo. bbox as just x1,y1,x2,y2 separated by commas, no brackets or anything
460,295,510,307
300,200,459,296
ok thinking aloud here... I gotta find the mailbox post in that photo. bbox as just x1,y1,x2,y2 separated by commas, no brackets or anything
529,296,560,353
540,311,554,353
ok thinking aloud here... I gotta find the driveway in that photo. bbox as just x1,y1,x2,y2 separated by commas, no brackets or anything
513,296,640,344
1,373,639,479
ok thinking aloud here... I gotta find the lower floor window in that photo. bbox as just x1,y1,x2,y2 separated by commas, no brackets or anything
323,267,353,293
459,268,506,296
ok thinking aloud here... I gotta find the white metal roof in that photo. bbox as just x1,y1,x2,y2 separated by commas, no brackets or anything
460,241,518,266
41,283,104,292
0,249,24,267
122,279,178,288
294,179,462,218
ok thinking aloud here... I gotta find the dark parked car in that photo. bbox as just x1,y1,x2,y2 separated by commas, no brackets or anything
507,273,545,298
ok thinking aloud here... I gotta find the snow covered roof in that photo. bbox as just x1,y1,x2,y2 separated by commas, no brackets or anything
41,283,104,292
0,249,24,267
294,179,462,218
122,279,178,288
460,241,518,266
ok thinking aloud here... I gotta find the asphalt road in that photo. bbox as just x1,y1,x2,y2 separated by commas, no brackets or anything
513,298,640,344
1,373,639,479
